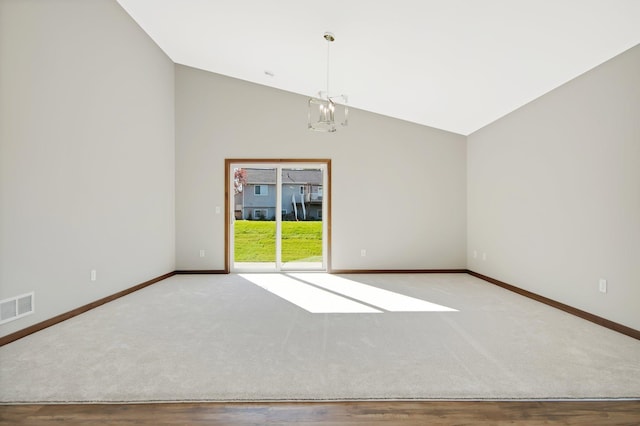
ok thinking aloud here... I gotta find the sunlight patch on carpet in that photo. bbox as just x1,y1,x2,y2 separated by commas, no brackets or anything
289,273,458,312
240,273,457,313
239,274,382,313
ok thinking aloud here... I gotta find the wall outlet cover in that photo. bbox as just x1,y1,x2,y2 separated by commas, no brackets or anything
599,279,607,293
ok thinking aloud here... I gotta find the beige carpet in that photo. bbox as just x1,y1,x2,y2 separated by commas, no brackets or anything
1,273,639,403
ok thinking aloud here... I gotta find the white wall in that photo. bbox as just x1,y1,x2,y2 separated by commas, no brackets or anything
0,0,176,337
175,65,467,271
468,45,640,330
5,1,635,338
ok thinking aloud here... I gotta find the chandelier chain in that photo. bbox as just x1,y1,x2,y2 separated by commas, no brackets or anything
326,38,330,97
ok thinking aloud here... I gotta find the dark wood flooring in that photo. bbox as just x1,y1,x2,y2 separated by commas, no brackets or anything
2,400,639,425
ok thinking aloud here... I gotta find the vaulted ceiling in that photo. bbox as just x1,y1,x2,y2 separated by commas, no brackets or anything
116,0,640,135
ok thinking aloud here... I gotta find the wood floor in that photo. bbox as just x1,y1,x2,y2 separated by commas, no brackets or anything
2,400,639,425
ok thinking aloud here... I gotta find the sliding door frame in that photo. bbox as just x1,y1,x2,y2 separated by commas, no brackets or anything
224,159,332,273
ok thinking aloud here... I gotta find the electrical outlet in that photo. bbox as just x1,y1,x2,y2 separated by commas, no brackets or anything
199,250,205,258
360,249,366,257
90,270,97,281
599,279,607,294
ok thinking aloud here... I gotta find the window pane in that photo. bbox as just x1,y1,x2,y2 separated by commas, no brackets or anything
281,168,323,270
234,167,277,268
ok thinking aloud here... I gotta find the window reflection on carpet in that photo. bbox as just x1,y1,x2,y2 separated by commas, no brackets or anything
240,273,458,313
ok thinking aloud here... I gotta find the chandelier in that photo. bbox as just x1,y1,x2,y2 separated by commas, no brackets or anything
308,32,348,132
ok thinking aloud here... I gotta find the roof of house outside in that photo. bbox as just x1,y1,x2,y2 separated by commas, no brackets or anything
242,168,322,185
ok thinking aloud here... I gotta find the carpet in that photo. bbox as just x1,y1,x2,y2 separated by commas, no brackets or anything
1,273,639,403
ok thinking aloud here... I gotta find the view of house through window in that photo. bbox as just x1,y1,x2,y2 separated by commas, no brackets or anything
230,162,328,272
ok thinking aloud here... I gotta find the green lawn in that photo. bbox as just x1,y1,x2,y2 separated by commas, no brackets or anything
234,220,322,262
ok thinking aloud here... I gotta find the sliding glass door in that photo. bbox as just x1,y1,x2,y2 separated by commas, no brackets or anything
229,161,328,272
280,167,324,270
232,165,278,271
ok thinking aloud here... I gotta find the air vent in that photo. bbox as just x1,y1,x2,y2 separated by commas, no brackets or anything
0,292,34,324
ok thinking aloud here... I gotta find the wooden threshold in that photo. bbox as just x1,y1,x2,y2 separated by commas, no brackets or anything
1,400,639,425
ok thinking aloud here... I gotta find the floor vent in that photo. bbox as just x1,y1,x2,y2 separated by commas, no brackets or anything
0,292,35,325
